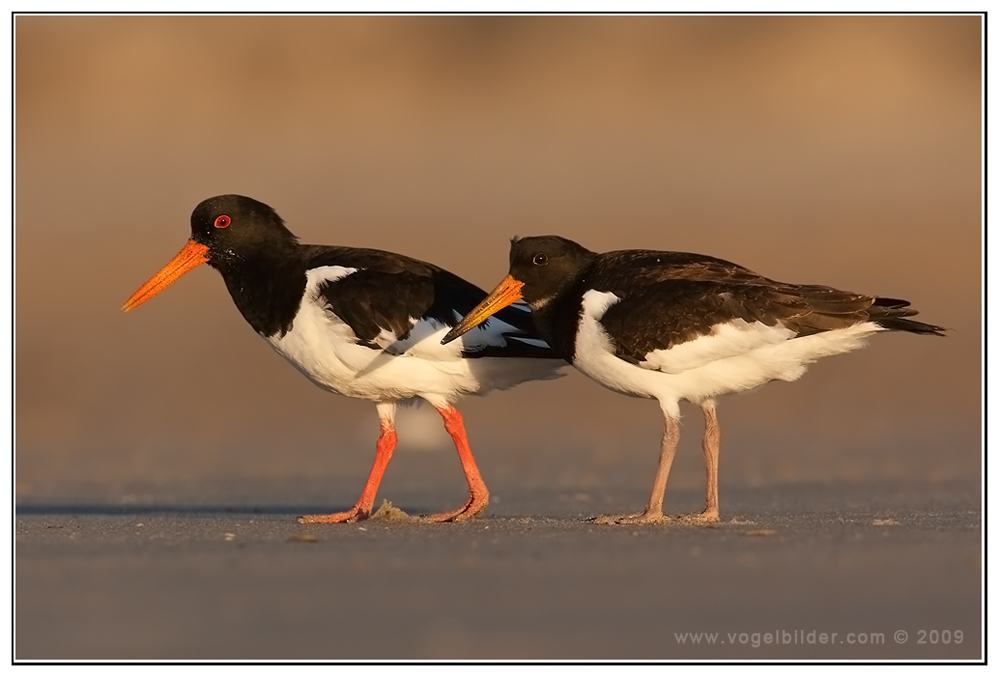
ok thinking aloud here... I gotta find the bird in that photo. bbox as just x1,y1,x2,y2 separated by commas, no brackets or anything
123,195,564,523
442,235,945,524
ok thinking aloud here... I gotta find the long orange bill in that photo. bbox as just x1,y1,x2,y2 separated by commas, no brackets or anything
122,240,210,312
441,275,525,344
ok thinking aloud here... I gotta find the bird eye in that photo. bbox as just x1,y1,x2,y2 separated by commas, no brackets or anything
214,215,231,229
532,253,548,266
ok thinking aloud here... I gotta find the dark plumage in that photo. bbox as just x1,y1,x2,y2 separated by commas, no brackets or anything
502,239,944,363
124,196,564,524
444,235,944,524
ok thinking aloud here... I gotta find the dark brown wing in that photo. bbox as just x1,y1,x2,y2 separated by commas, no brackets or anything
590,253,944,365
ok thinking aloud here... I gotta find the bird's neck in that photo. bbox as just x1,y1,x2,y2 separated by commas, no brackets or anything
528,284,587,360
216,247,308,338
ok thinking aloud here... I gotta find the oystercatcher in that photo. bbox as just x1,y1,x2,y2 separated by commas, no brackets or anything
123,195,563,523
442,235,944,524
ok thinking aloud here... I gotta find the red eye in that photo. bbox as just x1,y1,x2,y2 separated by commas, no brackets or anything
214,215,231,229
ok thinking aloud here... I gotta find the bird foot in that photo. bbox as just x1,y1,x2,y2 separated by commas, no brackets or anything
675,509,720,525
591,509,672,525
297,505,371,524
423,493,489,522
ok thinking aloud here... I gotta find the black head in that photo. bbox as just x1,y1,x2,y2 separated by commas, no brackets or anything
189,194,299,273
507,235,596,307
440,235,595,345
123,194,301,312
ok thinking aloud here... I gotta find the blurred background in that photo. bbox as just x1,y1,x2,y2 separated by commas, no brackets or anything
16,15,980,509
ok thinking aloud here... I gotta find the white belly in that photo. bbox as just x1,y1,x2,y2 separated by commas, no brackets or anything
263,267,562,406
574,289,881,417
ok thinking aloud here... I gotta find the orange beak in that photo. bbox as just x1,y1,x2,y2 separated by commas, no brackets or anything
122,240,210,312
441,275,525,344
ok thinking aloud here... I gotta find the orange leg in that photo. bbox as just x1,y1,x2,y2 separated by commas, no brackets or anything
425,405,490,522
298,417,397,524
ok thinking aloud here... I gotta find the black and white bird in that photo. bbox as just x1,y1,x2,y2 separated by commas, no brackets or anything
123,195,563,523
442,235,944,524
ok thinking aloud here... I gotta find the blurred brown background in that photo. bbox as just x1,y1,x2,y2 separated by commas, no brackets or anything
16,15,980,508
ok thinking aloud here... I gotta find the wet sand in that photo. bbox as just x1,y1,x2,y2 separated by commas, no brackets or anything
16,479,981,660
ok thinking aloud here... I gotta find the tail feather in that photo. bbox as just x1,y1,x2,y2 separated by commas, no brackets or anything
874,315,947,335
775,286,945,337
868,297,946,336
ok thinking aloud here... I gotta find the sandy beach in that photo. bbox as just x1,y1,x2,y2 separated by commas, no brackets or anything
16,478,980,660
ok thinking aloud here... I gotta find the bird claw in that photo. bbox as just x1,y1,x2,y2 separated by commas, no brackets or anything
297,506,371,524
589,509,721,525
675,509,720,525
590,510,672,525
423,494,489,522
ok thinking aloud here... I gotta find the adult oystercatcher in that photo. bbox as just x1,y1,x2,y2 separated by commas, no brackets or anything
442,235,944,524
123,195,563,523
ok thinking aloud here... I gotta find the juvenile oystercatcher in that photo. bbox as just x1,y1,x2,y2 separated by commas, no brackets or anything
442,235,944,524
123,195,563,523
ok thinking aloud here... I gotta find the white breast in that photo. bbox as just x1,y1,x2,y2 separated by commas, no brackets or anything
262,267,562,406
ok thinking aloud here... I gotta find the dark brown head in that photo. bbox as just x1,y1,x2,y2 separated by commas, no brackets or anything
441,235,596,344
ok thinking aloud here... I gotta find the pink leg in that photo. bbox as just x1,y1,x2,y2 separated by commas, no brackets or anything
593,412,679,524
425,405,490,522
298,417,397,524
675,400,721,524
699,400,721,521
